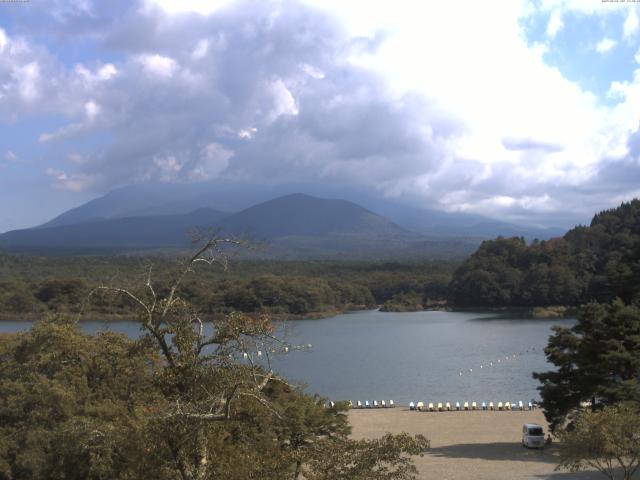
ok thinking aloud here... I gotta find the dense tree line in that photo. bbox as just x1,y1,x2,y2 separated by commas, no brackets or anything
533,299,640,431
0,241,429,479
0,256,454,318
449,200,640,307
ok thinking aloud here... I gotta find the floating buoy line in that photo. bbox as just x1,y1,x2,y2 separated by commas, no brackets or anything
457,348,539,377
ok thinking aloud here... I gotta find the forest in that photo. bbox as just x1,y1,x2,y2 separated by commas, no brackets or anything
449,200,640,308
0,255,454,319
0,241,429,479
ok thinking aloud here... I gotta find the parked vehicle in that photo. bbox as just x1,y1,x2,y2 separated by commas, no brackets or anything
522,423,545,448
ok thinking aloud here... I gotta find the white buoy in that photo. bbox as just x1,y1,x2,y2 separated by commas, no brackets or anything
284,346,289,353
242,352,248,359
257,350,262,357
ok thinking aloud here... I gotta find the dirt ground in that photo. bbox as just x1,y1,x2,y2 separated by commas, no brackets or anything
349,408,623,480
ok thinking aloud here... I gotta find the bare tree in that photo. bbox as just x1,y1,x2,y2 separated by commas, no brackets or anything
90,238,298,480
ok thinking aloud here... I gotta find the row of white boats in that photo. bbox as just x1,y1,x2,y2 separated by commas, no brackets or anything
327,400,538,410
407,400,536,411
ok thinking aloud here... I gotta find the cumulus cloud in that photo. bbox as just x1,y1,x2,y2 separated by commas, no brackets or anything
624,8,639,40
3,0,640,228
45,168,96,192
595,37,616,54
546,11,564,37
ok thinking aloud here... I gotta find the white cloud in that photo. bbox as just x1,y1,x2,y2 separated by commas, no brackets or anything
190,143,233,180
39,123,88,143
546,11,564,37
16,61,40,102
624,8,639,39
4,151,18,162
75,63,118,83
595,37,616,54
266,78,298,121
84,100,100,121
192,39,209,60
0,28,7,51
153,154,183,182
45,168,95,192
301,63,325,79
7,0,640,226
238,127,257,139
146,0,235,15
137,54,178,77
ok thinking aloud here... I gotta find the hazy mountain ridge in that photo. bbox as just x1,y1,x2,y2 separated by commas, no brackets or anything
35,182,564,239
2,194,463,258
1,191,554,259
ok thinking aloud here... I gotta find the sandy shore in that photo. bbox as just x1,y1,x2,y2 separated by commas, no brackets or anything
349,408,617,480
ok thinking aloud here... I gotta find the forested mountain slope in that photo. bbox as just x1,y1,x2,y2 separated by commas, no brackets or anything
449,200,640,306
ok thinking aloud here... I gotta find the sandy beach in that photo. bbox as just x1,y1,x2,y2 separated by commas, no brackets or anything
349,408,618,480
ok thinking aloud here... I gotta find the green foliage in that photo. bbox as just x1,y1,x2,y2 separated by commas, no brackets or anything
0,316,162,480
556,404,640,480
449,199,640,307
0,244,429,479
533,300,640,431
0,255,454,318
304,433,430,480
380,291,425,312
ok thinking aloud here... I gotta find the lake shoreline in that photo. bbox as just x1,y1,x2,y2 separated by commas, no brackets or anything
0,304,576,323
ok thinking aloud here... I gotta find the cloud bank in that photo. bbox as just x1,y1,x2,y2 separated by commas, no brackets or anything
1,0,640,230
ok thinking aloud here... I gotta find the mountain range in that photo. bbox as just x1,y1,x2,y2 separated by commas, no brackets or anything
0,185,565,258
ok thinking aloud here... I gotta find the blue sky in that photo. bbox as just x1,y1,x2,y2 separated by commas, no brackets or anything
1,0,640,232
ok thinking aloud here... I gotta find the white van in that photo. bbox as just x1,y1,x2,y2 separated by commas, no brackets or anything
522,423,545,448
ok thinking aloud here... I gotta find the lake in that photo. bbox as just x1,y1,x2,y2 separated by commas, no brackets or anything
0,310,573,405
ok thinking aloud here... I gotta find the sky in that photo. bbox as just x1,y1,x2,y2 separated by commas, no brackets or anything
1,0,640,232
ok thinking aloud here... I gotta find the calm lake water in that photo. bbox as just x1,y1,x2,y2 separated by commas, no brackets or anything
0,310,573,405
